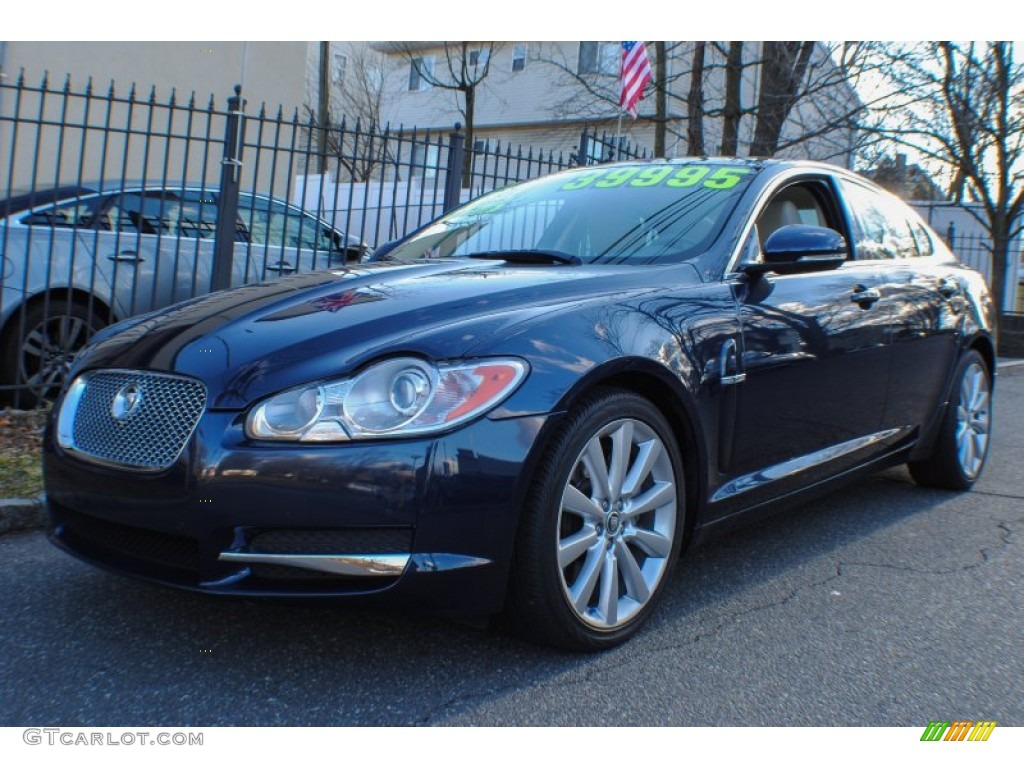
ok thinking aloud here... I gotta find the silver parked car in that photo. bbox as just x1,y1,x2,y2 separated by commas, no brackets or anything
0,184,372,404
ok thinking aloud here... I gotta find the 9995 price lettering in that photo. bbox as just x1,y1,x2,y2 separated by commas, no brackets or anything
562,165,752,192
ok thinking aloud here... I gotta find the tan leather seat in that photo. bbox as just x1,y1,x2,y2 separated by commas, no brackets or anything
758,199,802,248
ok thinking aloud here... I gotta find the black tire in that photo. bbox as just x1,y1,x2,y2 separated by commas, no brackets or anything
504,388,685,651
0,297,105,409
908,349,992,490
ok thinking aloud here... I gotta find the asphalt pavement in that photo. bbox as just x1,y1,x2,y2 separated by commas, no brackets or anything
1,368,1022,726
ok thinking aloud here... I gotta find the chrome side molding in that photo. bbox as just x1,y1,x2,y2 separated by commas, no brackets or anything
218,551,409,577
711,427,908,503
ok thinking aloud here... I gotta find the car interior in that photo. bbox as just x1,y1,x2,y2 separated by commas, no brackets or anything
756,185,829,249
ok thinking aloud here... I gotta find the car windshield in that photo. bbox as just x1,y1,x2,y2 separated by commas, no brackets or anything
386,161,758,266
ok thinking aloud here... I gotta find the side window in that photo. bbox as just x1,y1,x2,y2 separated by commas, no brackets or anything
106,191,181,236
755,183,831,249
176,191,219,240
241,196,334,252
838,180,918,260
20,196,103,229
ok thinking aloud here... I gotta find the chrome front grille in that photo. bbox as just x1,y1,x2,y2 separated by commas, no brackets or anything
57,370,207,471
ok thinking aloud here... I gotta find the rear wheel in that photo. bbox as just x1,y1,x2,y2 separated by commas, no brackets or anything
0,297,105,408
909,349,992,490
505,389,684,651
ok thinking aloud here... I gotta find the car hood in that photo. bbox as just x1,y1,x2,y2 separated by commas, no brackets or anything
77,258,702,408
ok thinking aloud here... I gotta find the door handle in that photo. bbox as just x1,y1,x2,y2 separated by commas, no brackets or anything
107,250,144,263
719,338,746,386
850,286,880,307
266,260,296,273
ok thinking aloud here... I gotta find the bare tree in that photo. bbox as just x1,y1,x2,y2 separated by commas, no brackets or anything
707,41,882,164
686,41,706,156
655,41,669,156
395,42,501,186
541,41,878,164
749,42,816,156
304,43,395,182
866,41,1024,314
335,42,391,130
538,42,688,155
719,42,743,156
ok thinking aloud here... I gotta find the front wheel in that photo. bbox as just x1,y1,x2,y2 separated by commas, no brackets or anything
505,389,685,651
909,349,992,490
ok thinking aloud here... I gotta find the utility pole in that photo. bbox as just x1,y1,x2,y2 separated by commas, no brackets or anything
318,41,330,174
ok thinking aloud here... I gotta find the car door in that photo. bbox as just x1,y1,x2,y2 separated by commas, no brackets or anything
96,189,214,315
713,177,892,513
837,179,960,433
237,194,347,282
12,194,111,309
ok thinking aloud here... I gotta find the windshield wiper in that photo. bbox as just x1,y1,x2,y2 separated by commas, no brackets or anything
463,249,582,266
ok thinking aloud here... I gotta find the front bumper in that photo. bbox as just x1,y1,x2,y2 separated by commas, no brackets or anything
44,408,555,616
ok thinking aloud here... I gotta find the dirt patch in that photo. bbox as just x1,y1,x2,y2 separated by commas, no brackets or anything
0,409,47,499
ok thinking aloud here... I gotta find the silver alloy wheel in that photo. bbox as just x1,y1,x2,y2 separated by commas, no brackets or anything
20,314,91,400
955,361,991,479
557,418,677,629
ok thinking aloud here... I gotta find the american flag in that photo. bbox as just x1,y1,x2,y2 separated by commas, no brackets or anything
620,41,652,118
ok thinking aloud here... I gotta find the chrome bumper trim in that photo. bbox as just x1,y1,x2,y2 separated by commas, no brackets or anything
218,552,410,577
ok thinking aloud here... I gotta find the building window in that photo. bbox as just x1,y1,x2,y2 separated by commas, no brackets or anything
512,43,527,72
578,42,618,76
468,49,490,69
409,56,435,92
333,53,347,86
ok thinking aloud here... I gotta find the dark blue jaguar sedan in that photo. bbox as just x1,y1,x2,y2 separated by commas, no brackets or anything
43,159,996,650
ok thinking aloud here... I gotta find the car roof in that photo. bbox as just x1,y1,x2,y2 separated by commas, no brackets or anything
0,185,99,216
0,181,306,213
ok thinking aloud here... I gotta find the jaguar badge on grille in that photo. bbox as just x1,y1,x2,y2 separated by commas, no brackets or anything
111,383,143,421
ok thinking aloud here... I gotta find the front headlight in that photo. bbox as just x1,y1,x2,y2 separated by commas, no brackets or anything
245,356,528,442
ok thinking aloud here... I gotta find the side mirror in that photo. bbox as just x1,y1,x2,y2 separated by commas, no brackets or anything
373,239,401,260
742,224,848,276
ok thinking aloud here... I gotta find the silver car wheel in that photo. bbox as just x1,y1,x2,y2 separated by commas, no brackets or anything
557,418,677,630
955,361,990,480
20,315,88,397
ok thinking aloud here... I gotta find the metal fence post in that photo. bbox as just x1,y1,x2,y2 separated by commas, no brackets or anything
578,127,590,166
442,123,464,212
212,85,245,292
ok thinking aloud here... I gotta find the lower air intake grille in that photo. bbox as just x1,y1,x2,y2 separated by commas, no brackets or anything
250,528,413,555
59,507,201,574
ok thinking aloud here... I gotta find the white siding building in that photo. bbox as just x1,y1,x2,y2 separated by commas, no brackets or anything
359,41,861,167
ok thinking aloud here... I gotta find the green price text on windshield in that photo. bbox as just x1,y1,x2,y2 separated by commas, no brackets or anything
562,165,752,192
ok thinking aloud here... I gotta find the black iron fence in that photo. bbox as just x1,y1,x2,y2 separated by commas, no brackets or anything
0,74,649,406
942,227,1023,313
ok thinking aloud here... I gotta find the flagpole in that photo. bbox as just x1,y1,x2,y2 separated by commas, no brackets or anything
615,113,623,161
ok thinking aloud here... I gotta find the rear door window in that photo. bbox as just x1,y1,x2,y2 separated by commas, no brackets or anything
240,195,334,252
838,180,919,260
20,196,103,229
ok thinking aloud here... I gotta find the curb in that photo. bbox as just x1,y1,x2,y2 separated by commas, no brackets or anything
0,494,46,535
